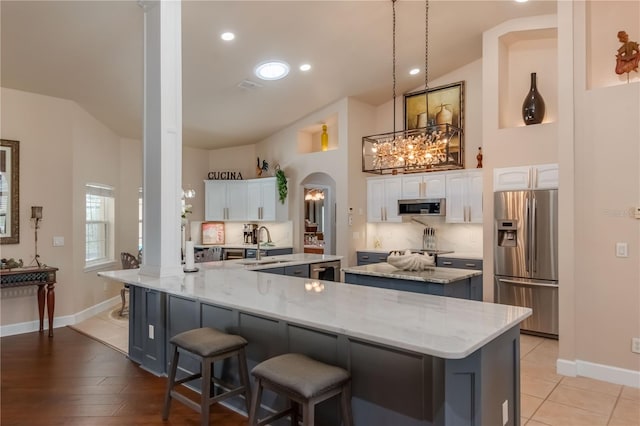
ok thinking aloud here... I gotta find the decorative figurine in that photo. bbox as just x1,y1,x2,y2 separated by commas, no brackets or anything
1,258,24,269
256,158,269,177
476,147,483,168
615,30,639,82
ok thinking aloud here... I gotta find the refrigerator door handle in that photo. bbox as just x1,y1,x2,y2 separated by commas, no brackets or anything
532,196,538,274
524,196,530,273
497,278,558,288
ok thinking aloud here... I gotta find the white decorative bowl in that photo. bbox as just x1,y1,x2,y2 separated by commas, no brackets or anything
387,252,435,271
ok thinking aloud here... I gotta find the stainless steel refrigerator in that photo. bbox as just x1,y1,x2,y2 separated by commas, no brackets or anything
494,189,558,337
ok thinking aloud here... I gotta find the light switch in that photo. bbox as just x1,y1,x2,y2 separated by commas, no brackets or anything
616,242,628,258
53,236,64,247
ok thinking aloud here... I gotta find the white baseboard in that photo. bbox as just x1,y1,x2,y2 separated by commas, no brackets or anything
557,358,640,388
0,296,121,337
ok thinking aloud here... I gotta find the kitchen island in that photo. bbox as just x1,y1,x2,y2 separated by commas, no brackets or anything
343,262,483,301
99,254,530,426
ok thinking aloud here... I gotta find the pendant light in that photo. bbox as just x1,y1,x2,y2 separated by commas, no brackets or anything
361,0,463,175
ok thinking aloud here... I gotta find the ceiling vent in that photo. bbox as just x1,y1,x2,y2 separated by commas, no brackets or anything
237,79,263,90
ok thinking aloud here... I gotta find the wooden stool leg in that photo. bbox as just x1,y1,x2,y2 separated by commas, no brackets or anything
237,348,252,413
162,346,180,420
201,357,212,426
248,378,263,426
340,382,354,426
119,287,127,316
290,401,300,426
302,400,314,426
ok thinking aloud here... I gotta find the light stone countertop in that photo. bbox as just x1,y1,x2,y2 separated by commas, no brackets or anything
99,254,530,359
342,262,482,284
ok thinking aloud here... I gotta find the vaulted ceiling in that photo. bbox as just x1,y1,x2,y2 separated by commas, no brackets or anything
1,0,556,149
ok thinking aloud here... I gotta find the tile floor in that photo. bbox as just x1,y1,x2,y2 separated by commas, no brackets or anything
73,309,640,426
520,334,639,426
71,304,129,354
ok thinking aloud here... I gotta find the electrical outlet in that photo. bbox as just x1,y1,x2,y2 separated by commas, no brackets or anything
616,243,628,258
502,400,508,425
52,236,64,247
632,337,640,354
148,324,155,340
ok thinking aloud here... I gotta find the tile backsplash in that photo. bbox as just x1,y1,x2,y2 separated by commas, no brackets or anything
366,218,482,255
190,221,293,246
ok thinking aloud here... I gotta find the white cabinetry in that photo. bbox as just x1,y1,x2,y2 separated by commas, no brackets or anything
247,177,288,222
204,180,248,221
401,173,446,199
445,170,483,223
493,163,558,191
367,177,402,223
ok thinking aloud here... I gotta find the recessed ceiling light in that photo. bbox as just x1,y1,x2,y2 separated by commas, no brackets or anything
220,32,235,41
515,0,528,3
409,68,420,75
300,64,312,72
254,60,290,81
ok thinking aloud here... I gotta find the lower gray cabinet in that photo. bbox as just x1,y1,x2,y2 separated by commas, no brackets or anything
166,295,199,375
245,247,293,258
344,273,483,301
436,257,483,270
129,285,166,375
357,251,389,266
258,264,310,278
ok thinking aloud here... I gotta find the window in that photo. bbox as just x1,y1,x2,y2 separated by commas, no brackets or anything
85,183,115,268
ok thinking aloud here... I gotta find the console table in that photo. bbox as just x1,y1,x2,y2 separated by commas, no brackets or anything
0,266,58,337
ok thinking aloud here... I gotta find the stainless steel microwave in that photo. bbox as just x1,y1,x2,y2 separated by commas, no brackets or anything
397,198,446,216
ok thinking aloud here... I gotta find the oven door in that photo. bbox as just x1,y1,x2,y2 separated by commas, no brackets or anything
309,261,341,282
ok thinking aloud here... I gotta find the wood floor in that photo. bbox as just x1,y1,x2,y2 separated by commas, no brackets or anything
0,327,248,426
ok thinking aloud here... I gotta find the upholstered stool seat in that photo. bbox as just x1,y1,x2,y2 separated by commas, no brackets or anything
162,327,251,426
249,353,353,426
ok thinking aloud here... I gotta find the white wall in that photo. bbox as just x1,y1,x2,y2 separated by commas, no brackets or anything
559,0,640,380
0,88,209,334
0,88,127,329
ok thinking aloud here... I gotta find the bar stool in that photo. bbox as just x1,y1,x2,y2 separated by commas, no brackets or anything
162,327,252,426
248,353,353,426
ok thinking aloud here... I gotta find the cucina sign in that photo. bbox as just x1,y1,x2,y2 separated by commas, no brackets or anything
207,171,244,180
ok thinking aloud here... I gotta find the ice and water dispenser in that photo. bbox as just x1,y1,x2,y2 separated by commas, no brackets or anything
496,220,518,247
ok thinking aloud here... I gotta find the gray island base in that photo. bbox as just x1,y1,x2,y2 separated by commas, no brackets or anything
99,255,531,426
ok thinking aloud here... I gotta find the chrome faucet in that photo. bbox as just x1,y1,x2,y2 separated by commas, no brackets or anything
256,226,272,260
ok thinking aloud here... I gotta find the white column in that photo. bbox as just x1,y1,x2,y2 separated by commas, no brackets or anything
139,0,183,277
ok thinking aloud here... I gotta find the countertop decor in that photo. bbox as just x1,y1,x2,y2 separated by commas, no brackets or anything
386,250,434,271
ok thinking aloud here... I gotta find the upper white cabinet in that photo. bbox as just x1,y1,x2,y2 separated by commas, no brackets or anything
247,177,288,222
367,177,402,223
205,180,247,221
401,174,446,199
445,170,483,223
493,163,558,191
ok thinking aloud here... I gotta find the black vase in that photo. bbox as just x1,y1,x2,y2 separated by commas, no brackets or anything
522,72,545,125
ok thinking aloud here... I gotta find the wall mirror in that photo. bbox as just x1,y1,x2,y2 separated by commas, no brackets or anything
1,139,20,244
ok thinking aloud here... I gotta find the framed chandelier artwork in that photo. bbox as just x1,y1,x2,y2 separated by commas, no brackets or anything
361,0,465,175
